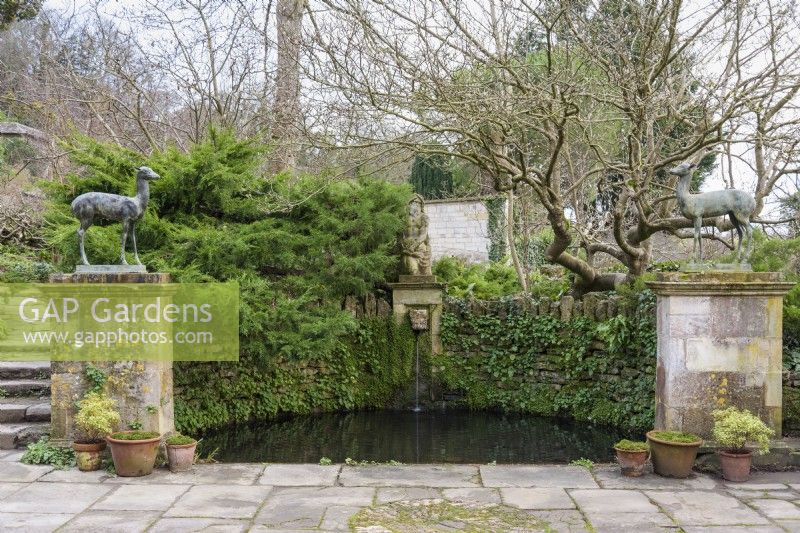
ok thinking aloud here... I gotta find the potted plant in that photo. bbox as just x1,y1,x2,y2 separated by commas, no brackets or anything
72,392,120,471
646,430,702,478
613,439,649,477
166,434,198,472
712,407,774,482
107,430,162,477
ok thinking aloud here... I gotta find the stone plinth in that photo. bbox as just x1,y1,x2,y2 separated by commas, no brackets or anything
389,276,445,354
646,271,794,438
48,272,175,445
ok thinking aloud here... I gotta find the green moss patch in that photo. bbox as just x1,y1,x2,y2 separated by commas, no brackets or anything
349,499,549,532
110,431,160,441
614,439,648,451
166,434,197,446
649,431,700,443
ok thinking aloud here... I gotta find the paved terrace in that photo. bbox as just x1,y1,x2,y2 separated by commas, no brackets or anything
2,451,800,532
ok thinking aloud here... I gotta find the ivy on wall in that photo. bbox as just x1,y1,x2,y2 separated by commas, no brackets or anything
434,290,657,431
175,315,416,434
484,197,506,262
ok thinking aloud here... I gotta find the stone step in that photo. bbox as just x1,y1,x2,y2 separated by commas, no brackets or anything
0,398,50,423
0,379,51,397
0,361,51,380
0,421,49,449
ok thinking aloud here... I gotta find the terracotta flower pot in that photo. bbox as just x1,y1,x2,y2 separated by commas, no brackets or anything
615,448,649,477
718,450,753,482
647,430,702,478
73,441,106,472
167,442,197,473
107,432,161,477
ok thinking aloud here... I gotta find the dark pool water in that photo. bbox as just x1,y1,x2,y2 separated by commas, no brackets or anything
198,410,637,464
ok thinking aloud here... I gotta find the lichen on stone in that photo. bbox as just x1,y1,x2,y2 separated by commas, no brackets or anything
349,499,549,532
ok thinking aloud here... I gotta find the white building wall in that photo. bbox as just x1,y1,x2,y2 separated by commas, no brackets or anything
425,198,501,263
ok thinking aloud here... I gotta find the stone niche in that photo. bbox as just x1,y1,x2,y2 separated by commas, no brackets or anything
647,271,794,438
48,271,175,445
389,275,445,354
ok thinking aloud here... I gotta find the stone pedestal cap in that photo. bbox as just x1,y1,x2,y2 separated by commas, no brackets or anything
646,271,794,296
50,272,170,284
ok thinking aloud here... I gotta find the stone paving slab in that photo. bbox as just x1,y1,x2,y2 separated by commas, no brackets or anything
92,483,191,511
681,527,786,533
5,460,800,531
749,498,800,519
570,488,662,513
647,489,772,526
0,451,24,462
777,520,800,532
58,510,161,532
0,512,73,531
165,484,273,519
259,464,340,486
0,482,24,500
376,487,440,503
148,517,250,533
594,465,719,490
105,463,266,485
743,471,800,484
320,505,362,530
587,512,675,533
500,487,575,510
0,482,111,513
339,465,479,487
727,488,798,500
0,461,52,482
38,468,110,483
480,465,598,488
255,487,374,529
528,509,592,533
441,487,501,504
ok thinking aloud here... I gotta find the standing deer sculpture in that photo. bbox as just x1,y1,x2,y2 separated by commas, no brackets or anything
71,166,160,266
669,162,755,263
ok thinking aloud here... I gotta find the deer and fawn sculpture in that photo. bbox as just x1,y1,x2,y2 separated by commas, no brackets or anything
669,162,755,263
71,166,160,266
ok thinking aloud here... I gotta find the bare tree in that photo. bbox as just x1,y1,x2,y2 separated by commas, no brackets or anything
306,0,800,292
271,0,305,172
0,1,276,153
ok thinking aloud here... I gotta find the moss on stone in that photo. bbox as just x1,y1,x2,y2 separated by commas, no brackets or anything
649,430,701,443
110,431,160,441
349,499,550,532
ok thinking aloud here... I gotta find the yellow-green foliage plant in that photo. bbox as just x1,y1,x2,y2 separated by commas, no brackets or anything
712,407,774,454
74,392,121,443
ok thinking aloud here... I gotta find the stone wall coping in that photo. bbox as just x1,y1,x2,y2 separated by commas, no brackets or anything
646,271,795,296
389,281,447,290
424,195,501,205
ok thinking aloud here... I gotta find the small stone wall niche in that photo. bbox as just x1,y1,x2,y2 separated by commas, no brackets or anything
48,271,175,446
389,275,446,354
647,271,794,438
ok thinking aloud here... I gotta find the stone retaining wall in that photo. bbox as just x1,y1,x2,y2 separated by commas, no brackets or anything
439,293,800,434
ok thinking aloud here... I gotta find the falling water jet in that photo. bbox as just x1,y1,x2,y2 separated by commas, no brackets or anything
408,308,429,413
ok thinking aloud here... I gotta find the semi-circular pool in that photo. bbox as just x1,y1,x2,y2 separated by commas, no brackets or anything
197,409,637,464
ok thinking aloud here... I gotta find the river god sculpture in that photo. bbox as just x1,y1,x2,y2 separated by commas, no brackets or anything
401,194,433,276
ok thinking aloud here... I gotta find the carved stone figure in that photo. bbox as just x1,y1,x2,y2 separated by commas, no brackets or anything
670,162,755,263
71,166,160,266
401,194,433,276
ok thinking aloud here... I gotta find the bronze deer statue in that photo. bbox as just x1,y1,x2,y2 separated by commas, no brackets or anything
670,162,755,263
71,166,160,266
